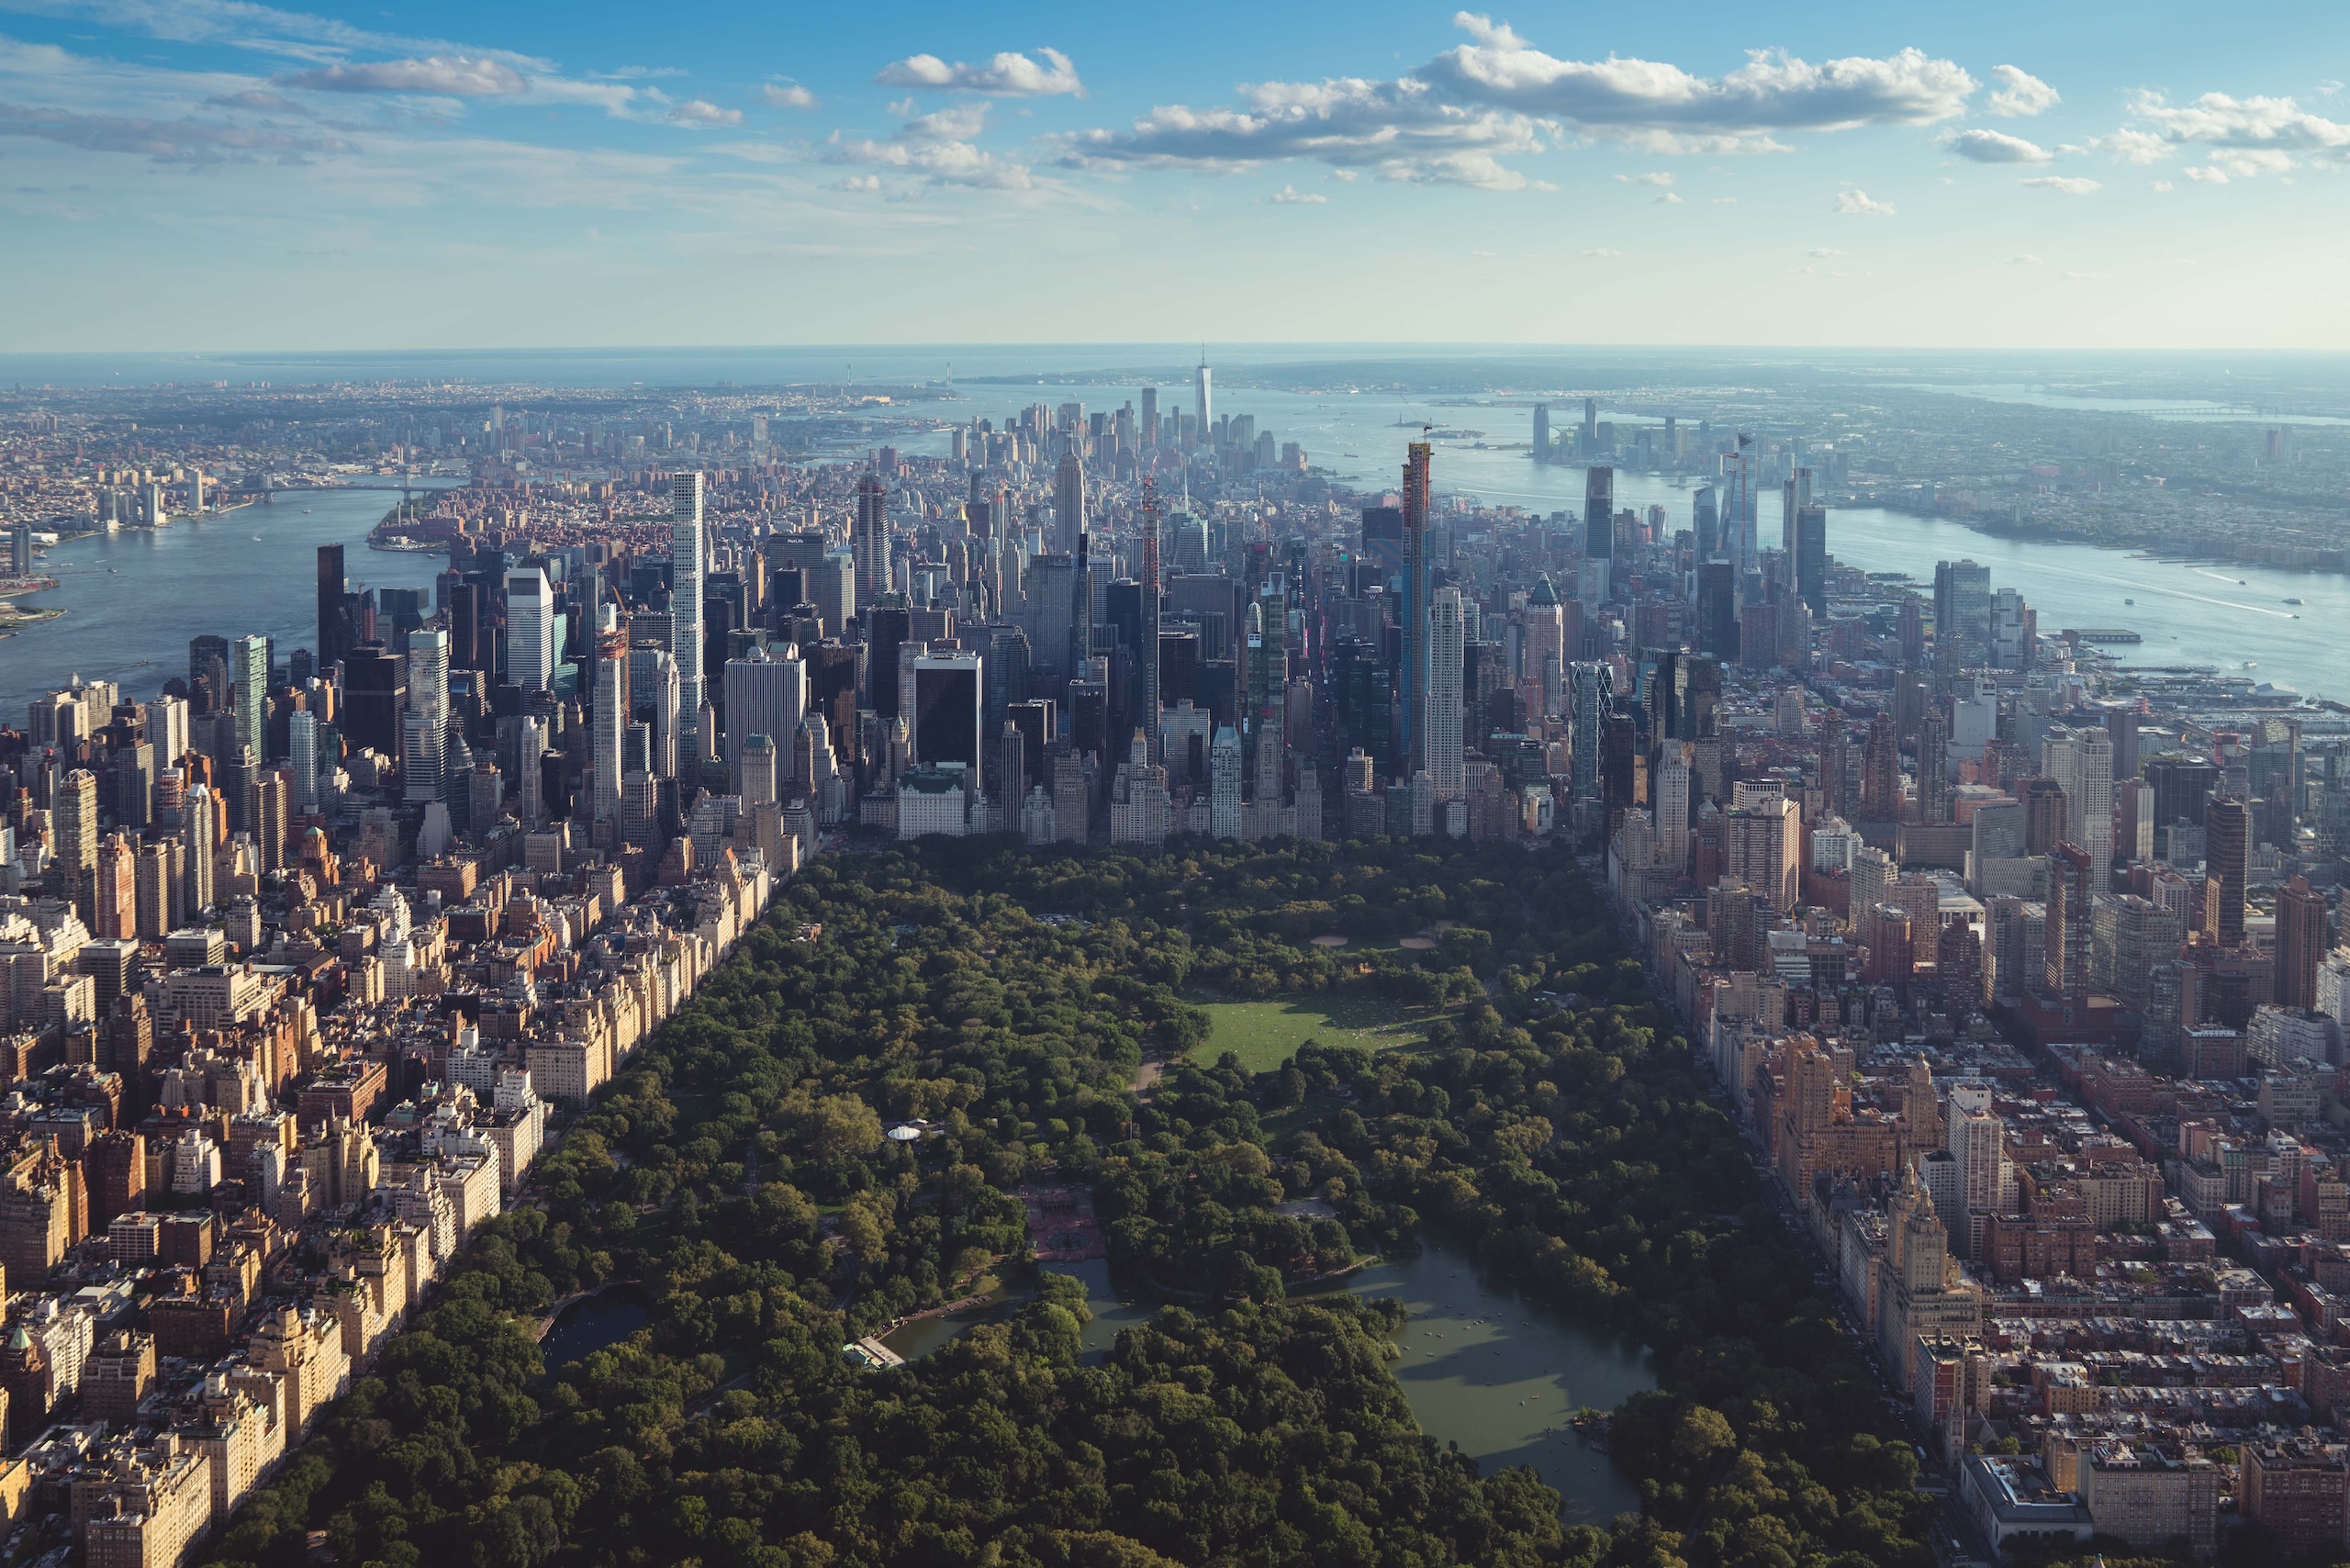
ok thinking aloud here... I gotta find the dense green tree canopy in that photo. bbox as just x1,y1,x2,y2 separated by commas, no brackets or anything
203,836,1930,1568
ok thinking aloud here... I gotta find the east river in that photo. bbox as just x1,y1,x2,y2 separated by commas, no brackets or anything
0,486,444,716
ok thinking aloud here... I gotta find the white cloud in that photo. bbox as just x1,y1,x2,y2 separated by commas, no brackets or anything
2009,253,2042,264
825,106,1032,189
2152,179,2174,190
1060,16,1970,189
1985,64,2059,117
0,96,353,162
1058,76,1543,190
875,48,1083,98
1424,15,1975,144
762,82,816,110
831,173,880,192
2115,90,2350,180
1655,190,1681,202
2087,129,2170,164
1710,195,1735,203
901,103,990,141
2020,174,2099,194
1834,187,1895,215
667,98,740,127
1945,128,2051,163
1266,184,1326,203
1807,246,1845,256
1580,247,1622,255
1630,170,1673,185
276,55,525,95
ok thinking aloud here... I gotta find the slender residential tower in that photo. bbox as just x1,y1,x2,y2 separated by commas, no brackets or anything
1140,478,1162,765
1400,441,1432,779
671,472,706,742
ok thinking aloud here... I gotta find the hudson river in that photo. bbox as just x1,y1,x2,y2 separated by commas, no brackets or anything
2,487,445,717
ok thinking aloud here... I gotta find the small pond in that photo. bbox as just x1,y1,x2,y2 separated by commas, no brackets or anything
879,1238,1654,1521
542,1285,651,1366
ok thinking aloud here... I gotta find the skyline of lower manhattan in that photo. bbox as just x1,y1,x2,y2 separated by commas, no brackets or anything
4,6,2350,1568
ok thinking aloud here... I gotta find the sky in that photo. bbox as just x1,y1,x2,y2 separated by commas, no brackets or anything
2,1,2347,353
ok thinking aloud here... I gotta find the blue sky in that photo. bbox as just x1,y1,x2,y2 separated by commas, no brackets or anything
2,1,2346,352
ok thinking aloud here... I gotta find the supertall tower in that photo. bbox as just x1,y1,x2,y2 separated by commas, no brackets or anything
1054,454,1087,555
591,604,627,826
1583,465,1614,598
1400,441,1432,779
671,471,706,743
1194,353,1213,440
1140,477,1162,765
853,473,890,607
1427,585,1465,797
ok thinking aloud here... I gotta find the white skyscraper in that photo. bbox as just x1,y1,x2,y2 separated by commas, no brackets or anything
1210,723,1242,839
518,715,546,823
591,607,626,826
1426,586,1465,798
671,472,706,742
1194,355,1213,441
507,569,555,693
1656,753,1691,871
2042,723,2115,860
629,644,681,778
725,647,806,790
405,627,452,804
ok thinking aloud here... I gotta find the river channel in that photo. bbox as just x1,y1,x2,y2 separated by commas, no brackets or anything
1,484,449,716
882,1239,1652,1523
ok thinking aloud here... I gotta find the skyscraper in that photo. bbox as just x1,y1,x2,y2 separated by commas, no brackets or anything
1427,586,1465,798
1583,465,1614,593
1140,480,1162,764
2277,874,2327,1011
671,472,706,740
2204,796,2250,947
725,647,806,792
507,569,555,693
1795,504,1828,616
911,651,984,775
402,628,450,805
1780,467,1815,556
288,710,318,813
1932,560,1993,674
230,634,269,761
1400,442,1432,778
1569,661,1610,801
1532,404,1550,460
1139,386,1158,447
591,609,628,825
852,473,890,610
1054,454,1087,555
1194,354,1213,440
317,545,353,672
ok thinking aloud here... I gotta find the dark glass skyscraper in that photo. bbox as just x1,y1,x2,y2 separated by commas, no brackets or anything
1400,442,1431,779
1795,504,1828,616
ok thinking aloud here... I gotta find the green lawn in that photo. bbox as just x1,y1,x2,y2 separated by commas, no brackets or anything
1189,994,1424,1074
